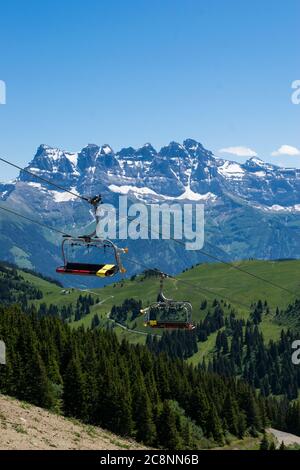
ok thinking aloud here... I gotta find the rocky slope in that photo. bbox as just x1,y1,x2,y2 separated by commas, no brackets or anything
0,394,146,450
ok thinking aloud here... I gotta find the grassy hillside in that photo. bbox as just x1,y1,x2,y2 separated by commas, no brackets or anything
72,259,300,342
2,258,300,356
16,258,300,309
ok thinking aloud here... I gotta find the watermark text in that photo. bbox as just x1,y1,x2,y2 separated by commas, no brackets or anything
291,80,300,105
0,80,6,104
96,196,205,250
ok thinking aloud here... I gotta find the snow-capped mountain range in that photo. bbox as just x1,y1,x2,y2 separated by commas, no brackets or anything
1,138,300,282
4,138,300,210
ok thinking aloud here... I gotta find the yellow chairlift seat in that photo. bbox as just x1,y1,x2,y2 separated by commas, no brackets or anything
96,264,118,277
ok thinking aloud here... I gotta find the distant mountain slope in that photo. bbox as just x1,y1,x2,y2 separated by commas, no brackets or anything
2,257,297,352
70,259,300,322
0,394,146,450
0,261,62,306
1,139,300,283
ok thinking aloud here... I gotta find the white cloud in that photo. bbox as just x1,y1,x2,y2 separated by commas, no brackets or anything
219,146,257,157
271,145,300,157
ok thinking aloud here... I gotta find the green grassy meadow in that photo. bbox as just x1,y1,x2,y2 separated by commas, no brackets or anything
17,258,300,360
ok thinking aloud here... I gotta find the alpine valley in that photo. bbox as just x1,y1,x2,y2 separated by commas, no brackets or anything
1,138,300,285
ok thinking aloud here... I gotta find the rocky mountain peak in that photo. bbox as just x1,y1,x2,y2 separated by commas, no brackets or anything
135,143,157,160
99,144,114,156
159,141,189,159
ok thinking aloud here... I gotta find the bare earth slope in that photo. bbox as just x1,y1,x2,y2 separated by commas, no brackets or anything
0,394,146,450
267,428,300,448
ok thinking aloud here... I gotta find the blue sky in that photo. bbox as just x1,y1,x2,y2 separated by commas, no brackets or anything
0,0,299,179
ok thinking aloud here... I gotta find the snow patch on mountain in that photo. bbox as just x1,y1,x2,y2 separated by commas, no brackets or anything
259,204,300,213
270,204,287,212
28,182,43,189
109,182,216,202
101,145,113,155
177,189,216,201
249,157,265,166
65,152,78,166
109,184,160,197
40,147,62,161
218,161,245,179
52,187,80,202
176,169,216,201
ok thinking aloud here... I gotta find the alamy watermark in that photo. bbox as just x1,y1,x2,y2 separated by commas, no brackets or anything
0,80,6,104
0,340,6,365
292,340,300,365
96,196,204,250
291,80,300,105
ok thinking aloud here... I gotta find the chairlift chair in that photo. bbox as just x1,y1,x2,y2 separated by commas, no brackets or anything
56,236,128,278
56,195,128,278
141,273,195,330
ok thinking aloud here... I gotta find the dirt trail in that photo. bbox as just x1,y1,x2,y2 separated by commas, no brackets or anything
267,428,300,448
0,394,146,450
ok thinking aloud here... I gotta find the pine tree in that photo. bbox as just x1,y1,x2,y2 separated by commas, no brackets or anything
279,441,286,450
132,372,156,445
190,388,210,432
99,367,133,436
157,400,182,450
207,403,224,444
91,314,100,329
63,356,86,419
259,433,269,450
269,441,276,450
222,393,240,437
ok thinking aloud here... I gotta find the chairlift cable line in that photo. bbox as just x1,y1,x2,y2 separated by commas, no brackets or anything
124,257,251,310
0,155,297,297
165,236,297,297
0,156,90,203
0,204,70,236
126,207,296,296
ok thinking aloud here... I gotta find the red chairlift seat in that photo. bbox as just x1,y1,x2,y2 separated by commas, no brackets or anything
56,262,118,277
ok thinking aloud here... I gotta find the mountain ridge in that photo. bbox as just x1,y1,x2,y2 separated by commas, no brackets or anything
3,137,300,209
1,138,300,281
